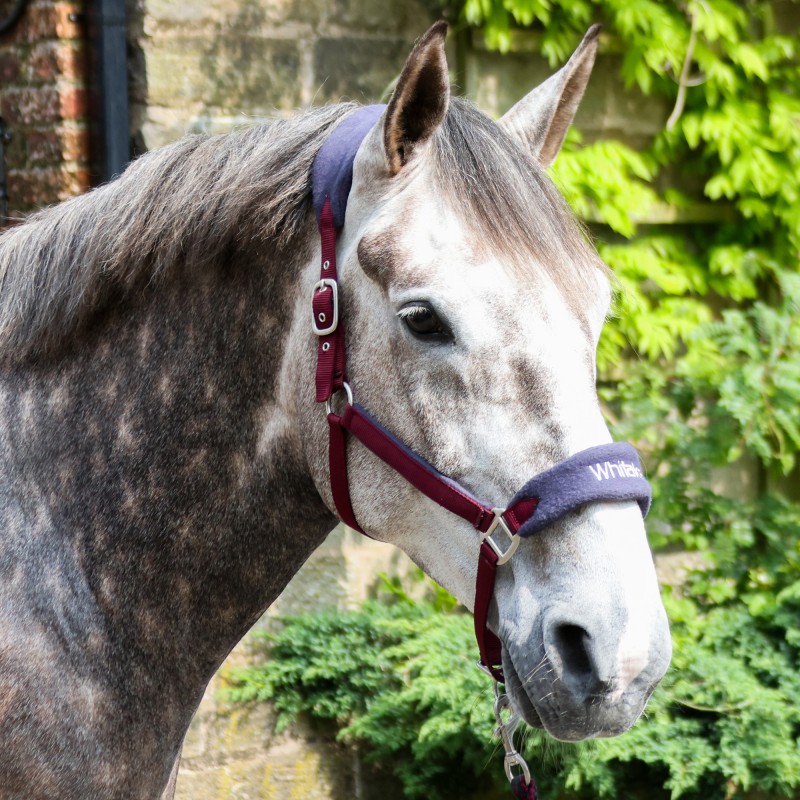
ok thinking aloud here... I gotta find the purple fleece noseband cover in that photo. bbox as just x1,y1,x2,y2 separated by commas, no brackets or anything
512,442,651,536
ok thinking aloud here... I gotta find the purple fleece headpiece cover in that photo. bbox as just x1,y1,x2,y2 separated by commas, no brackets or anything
312,104,386,229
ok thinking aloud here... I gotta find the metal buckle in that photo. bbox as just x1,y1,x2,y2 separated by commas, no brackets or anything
312,279,339,336
481,507,519,565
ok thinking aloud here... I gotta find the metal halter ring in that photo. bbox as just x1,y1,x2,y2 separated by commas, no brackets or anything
325,382,353,415
481,508,520,565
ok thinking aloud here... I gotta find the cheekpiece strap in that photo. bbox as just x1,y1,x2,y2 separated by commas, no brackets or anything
312,106,386,529
312,106,386,405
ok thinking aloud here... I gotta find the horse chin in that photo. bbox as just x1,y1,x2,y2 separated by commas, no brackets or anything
500,651,545,730
501,651,650,742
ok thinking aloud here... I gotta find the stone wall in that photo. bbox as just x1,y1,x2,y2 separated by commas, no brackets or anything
129,0,442,152
0,3,754,796
0,0,90,221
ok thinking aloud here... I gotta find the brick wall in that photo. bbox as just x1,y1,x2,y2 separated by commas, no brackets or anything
0,0,90,223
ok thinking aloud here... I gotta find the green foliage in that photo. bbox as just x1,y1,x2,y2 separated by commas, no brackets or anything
228,3,800,798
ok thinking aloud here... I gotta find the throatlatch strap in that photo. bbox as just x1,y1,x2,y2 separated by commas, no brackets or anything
328,414,365,534
314,200,348,402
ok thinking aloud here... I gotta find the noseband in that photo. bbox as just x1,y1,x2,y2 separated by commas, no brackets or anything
311,105,652,685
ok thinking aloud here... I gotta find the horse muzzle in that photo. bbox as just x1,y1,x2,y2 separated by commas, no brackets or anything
495,510,673,741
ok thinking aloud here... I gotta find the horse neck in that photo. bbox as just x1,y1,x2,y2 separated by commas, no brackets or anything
1,223,335,698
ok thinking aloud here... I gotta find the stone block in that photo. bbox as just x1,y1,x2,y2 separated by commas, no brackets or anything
14,3,59,43
145,0,243,26
58,86,88,120
200,36,303,114
58,41,86,80
27,41,61,82
146,0,324,30
319,0,439,36
711,453,760,502
654,550,709,590
53,2,82,40
145,37,302,117
774,0,800,33
467,48,668,141
583,55,669,140
144,47,210,107
7,164,88,205
208,704,274,760
26,129,61,163
140,105,194,151
10,1,81,42
57,164,90,197
313,37,409,104
61,123,89,161
7,166,59,206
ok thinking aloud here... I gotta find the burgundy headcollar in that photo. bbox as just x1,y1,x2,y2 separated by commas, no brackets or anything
310,106,652,683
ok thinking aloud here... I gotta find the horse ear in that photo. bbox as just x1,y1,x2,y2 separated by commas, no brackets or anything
499,25,600,168
384,21,450,175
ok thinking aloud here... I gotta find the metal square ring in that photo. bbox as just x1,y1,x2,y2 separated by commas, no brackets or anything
481,507,520,565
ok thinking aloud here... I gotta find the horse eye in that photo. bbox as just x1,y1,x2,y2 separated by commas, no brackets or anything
398,302,451,341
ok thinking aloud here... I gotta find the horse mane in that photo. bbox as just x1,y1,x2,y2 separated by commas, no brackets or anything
0,103,356,364
0,97,603,366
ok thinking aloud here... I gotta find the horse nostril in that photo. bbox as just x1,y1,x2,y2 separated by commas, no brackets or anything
548,622,618,699
552,623,593,683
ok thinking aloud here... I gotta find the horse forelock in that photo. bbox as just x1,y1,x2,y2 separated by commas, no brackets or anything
432,98,609,307
0,103,357,366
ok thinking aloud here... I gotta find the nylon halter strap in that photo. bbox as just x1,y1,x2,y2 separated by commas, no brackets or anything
311,105,653,683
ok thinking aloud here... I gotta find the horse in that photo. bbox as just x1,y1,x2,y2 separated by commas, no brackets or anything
0,22,671,799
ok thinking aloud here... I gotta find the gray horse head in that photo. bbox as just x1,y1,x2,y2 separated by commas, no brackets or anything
297,24,672,741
